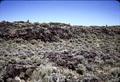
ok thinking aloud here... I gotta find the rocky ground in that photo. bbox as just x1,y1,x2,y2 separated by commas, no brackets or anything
0,21,120,82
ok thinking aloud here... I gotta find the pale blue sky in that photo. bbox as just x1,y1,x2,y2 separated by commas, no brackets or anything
0,0,120,25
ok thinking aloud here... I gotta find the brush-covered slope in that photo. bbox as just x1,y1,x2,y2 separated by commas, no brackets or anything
0,21,120,82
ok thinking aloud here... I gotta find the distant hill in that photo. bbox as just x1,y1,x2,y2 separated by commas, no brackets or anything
0,21,119,41
0,21,120,82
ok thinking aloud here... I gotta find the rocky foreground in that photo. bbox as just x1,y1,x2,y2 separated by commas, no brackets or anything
0,21,120,82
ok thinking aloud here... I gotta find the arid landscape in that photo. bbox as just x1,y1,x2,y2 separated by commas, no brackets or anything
0,21,120,82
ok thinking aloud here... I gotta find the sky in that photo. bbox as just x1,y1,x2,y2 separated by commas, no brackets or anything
0,0,120,26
